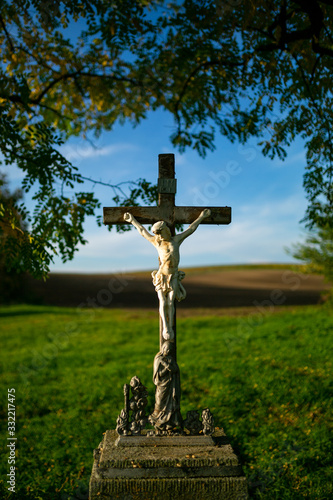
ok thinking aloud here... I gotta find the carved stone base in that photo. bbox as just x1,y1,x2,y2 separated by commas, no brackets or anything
115,434,215,447
89,429,249,500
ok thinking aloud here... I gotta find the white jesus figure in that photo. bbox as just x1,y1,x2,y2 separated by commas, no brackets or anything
124,209,211,340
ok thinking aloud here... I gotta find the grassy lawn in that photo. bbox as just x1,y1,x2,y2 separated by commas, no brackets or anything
0,304,332,499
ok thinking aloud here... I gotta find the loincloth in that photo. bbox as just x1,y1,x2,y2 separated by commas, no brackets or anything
151,270,186,302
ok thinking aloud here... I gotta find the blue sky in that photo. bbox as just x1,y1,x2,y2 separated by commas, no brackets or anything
4,107,308,274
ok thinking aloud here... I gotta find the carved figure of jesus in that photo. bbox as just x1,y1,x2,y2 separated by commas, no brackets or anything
123,209,211,340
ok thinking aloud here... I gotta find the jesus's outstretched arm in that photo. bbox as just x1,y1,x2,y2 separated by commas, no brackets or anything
175,209,211,245
124,212,155,244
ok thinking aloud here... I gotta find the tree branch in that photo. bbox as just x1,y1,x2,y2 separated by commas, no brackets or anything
29,69,144,105
79,71,143,87
37,102,72,121
0,14,15,53
15,45,55,73
31,69,84,104
78,175,139,199
256,0,333,58
174,58,246,130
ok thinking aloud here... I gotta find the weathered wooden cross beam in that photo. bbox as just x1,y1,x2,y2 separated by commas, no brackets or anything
103,153,231,353
104,153,231,232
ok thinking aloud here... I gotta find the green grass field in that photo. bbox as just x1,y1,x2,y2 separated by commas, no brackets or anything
0,304,332,499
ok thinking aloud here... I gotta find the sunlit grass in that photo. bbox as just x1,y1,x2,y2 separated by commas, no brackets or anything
0,304,332,499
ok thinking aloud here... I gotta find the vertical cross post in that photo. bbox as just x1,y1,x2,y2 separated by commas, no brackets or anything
104,153,231,434
157,154,177,357
103,152,231,360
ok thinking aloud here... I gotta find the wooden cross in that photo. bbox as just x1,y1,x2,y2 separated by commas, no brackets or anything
104,153,231,354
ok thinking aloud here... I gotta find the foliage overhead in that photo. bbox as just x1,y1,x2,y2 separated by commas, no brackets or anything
1,0,333,278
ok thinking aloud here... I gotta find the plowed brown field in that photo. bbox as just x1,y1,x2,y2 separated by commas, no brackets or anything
27,266,331,313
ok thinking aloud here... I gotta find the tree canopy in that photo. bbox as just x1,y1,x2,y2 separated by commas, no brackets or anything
1,0,333,278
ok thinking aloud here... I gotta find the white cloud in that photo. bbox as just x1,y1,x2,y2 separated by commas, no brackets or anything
239,192,306,219
50,228,159,273
178,194,307,264
70,229,157,259
273,150,306,168
1,163,25,181
59,142,139,162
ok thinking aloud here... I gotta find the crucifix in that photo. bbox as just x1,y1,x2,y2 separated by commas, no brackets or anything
104,153,231,434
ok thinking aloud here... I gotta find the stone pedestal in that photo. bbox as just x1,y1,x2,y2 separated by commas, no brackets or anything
89,429,248,500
